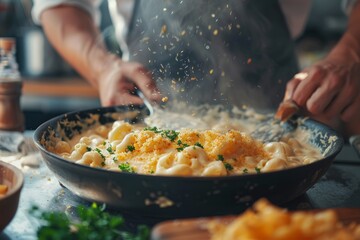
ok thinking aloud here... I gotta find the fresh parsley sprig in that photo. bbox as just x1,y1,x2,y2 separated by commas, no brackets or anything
194,142,204,149
95,148,106,160
224,162,233,171
29,203,150,240
176,139,189,152
119,162,136,173
144,127,179,142
107,146,114,154
126,145,135,152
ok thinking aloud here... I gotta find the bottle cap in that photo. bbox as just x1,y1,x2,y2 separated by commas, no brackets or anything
0,38,15,52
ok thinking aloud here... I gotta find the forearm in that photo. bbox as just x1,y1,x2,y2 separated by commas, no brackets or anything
326,2,360,136
286,2,360,137
326,1,360,62
40,5,116,88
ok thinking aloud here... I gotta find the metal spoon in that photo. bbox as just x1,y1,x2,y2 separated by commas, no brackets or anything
251,100,299,143
251,72,308,142
136,89,207,130
135,89,155,116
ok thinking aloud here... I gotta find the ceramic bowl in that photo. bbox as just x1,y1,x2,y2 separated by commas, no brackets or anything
0,161,24,232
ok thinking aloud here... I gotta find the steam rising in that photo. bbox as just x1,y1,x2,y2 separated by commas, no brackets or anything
126,0,299,111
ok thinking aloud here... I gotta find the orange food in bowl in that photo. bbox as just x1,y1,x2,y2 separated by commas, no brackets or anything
0,184,8,196
0,161,24,232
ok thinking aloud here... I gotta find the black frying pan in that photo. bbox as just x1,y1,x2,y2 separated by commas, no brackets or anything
33,105,343,218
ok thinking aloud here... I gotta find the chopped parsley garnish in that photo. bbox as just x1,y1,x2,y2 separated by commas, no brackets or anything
106,146,114,154
86,146,92,152
118,162,135,173
102,141,106,146
243,168,248,173
112,157,118,163
224,162,233,171
29,203,150,240
144,126,161,133
255,167,261,174
161,130,179,142
176,140,189,152
126,145,135,152
194,142,204,148
101,162,106,167
95,148,105,160
176,147,184,152
217,155,224,161
149,170,155,174
144,127,179,142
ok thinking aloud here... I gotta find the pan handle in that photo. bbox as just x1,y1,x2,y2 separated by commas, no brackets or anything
349,135,360,159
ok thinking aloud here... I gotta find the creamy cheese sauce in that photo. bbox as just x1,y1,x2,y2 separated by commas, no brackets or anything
46,107,327,176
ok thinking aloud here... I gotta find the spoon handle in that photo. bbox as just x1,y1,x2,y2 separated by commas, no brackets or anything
135,89,154,115
275,100,299,122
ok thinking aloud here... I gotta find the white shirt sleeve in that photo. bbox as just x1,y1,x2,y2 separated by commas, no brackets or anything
32,0,103,25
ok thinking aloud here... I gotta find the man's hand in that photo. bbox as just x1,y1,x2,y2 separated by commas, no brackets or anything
286,59,360,120
40,6,162,107
98,56,162,106
282,0,360,136
284,58,360,133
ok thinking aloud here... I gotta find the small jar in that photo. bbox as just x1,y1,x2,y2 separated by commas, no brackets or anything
0,38,24,132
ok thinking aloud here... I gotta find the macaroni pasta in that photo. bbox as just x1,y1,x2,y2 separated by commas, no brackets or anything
208,199,360,240
48,119,323,176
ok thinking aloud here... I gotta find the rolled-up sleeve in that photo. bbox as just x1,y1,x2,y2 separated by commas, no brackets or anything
32,0,103,25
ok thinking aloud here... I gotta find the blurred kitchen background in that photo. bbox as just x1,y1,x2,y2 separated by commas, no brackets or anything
0,0,350,130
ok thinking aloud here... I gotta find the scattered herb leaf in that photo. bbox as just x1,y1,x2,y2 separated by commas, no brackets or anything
255,167,261,174
176,140,189,152
95,148,105,160
144,126,161,133
176,147,184,152
161,130,179,142
224,162,233,171
217,155,224,161
126,145,135,152
119,162,135,173
144,127,179,142
107,146,114,154
194,142,204,148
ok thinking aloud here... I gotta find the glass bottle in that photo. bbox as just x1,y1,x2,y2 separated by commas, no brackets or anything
0,37,24,132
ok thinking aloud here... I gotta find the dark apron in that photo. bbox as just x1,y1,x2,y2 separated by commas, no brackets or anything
126,0,299,111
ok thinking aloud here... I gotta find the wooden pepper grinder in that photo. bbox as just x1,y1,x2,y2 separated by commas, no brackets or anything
0,38,24,132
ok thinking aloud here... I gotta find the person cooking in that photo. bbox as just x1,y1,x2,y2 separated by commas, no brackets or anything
32,0,360,137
